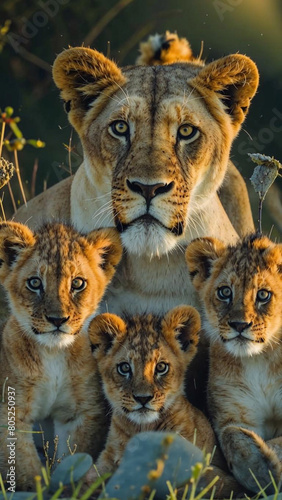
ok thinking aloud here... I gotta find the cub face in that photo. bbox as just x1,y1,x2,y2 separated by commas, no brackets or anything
53,47,258,257
0,222,122,348
186,234,282,357
89,306,200,424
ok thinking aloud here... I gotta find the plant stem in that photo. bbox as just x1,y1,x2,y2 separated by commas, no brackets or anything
68,129,73,176
31,158,38,199
84,0,135,46
14,149,27,206
258,197,263,234
12,45,51,73
7,181,16,213
0,122,6,157
0,197,6,221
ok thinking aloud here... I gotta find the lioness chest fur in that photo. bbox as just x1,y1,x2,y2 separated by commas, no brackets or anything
0,221,122,491
15,37,258,316
186,234,282,494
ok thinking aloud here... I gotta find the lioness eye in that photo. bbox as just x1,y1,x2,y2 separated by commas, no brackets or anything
217,286,232,301
71,277,86,291
110,120,129,137
178,124,199,141
27,277,42,291
117,362,131,376
155,362,169,375
256,289,272,303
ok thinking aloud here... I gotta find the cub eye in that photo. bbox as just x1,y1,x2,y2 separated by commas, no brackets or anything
256,289,272,303
71,277,86,291
110,120,129,137
217,286,232,301
178,124,199,141
26,277,42,291
117,362,132,376
155,362,169,375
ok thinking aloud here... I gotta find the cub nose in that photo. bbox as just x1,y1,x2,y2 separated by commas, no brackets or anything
46,316,70,328
228,321,253,333
126,180,174,209
133,395,153,406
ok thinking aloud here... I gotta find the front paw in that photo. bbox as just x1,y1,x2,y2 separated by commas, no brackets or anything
14,470,42,492
221,426,280,494
84,465,100,486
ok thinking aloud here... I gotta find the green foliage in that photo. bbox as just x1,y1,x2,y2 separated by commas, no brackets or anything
0,20,10,52
99,431,210,500
49,453,93,492
0,107,45,152
0,105,46,216
0,434,281,499
0,453,105,500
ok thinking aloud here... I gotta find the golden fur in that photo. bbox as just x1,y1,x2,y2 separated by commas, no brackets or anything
0,221,122,490
14,34,258,318
87,307,243,497
136,31,197,65
186,234,282,493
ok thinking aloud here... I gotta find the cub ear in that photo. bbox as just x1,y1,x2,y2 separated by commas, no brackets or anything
86,228,123,282
0,222,36,281
162,305,201,361
185,237,226,291
88,313,126,355
255,238,282,273
191,54,259,134
52,47,126,132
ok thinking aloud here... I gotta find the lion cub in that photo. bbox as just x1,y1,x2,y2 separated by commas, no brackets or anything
88,306,242,496
186,234,282,493
0,221,122,490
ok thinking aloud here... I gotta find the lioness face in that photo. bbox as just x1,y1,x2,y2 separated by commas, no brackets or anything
53,48,259,258
0,222,122,348
87,68,229,258
186,235,282,357
89,306,200,424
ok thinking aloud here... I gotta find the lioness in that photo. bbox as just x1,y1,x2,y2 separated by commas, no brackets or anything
15,35,258,315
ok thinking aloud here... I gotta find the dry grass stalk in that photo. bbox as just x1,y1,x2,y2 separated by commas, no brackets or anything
13,149,27,206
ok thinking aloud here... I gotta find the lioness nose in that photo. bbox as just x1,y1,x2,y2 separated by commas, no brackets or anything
133,395,153,406
46,316,70,327
127,180,174,208
228,321,253,333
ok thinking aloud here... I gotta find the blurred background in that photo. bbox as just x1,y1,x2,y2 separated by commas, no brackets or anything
1,0,282,236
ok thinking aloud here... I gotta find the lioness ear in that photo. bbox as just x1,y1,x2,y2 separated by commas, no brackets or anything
162,305,201,357
88,313,126,354
191,54,259,133
186,237,226,291
0,222,36,281
52,47,126,131
86,228,123,282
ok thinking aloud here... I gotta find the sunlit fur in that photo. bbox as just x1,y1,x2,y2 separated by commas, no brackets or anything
86,307,244,497
14,35,258,316
186,234,282,493
52,43,258,258
0,221,122,491
186,234,282,357
136,31,196,66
